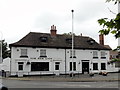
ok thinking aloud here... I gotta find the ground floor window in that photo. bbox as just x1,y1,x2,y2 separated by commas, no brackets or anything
55,62,60,70
93,63,98,70
31,62,49,71
18,62,24,71
101,63,106,70
115,62,120,68
70,62,76,71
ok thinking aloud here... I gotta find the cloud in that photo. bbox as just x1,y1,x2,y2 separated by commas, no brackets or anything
0,0,118,49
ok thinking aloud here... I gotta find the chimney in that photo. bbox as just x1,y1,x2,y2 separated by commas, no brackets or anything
99,34,104,45
50,25,57,36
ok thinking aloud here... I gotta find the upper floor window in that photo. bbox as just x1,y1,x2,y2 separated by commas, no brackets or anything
101,51,106,59
40,49,47,57
93,51,98,59
20,49,28,58
70,50,76,58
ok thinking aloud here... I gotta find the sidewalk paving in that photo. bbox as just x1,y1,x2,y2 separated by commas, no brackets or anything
1,73,120,82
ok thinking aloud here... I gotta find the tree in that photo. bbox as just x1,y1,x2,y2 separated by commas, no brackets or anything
0,40,10,59
98,0,120,38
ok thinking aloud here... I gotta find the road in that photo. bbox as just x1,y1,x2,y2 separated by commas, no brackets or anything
2,79,119,88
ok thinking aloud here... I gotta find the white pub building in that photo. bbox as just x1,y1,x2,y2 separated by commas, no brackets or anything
9,25,111,76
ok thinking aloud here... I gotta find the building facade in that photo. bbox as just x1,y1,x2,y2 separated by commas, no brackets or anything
9,25,111,76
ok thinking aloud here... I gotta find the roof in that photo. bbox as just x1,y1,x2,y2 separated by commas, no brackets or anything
104,45,112,50
9,32,111,50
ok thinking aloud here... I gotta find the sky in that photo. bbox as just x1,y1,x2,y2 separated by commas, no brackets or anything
0,0,118,49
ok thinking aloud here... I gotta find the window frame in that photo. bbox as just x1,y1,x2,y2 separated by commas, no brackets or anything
55,62,60,70
101,63,106,70
93,63,98,70
70,50,76,58
18,62,24,71
93,51,98,59
40,49,47,57
70,62,76,71
20,49,28,58
101,51,106,59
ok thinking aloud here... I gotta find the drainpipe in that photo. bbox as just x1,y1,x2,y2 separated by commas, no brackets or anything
65,49,66,75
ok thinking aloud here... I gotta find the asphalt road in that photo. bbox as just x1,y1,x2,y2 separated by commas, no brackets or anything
2,79,119,88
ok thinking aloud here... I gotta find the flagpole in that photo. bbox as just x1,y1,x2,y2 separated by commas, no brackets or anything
71,10,74,77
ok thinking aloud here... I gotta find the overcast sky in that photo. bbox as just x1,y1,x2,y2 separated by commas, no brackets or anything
0,0,118,49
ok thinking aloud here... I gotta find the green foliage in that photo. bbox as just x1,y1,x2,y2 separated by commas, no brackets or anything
0,40,10,59
98,0,120,38
110,58,120,62
98,13,120,38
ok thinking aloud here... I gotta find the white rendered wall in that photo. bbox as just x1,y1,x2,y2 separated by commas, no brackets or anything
10,46,110,75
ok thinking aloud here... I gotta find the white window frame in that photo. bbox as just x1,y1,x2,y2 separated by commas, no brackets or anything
40,49,46,57
101,51,106,59
70,50,76,58
93,51,98,59
55,62,60,70
21,49,27,56
18,62,24,71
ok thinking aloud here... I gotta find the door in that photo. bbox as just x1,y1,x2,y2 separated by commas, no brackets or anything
82,62,89,74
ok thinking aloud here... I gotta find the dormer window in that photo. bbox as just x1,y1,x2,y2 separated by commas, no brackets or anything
87,38,95,45
40,37,48,42
66,38,72,44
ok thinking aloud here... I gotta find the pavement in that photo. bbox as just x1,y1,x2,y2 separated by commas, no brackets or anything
1,72,120,82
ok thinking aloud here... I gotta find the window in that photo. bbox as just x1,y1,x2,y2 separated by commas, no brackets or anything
66,38,72,44
93,63,98,70
20,49,28,58
115,62,120,68
101,51,106,59
31,62,49,71
70,50,76,58
73,62,76,71
70,62,76,71
93,51,98,59
101,63,106,70
40,49,47,57
40,37,48,42
18,62,24,71
55,62,60,70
